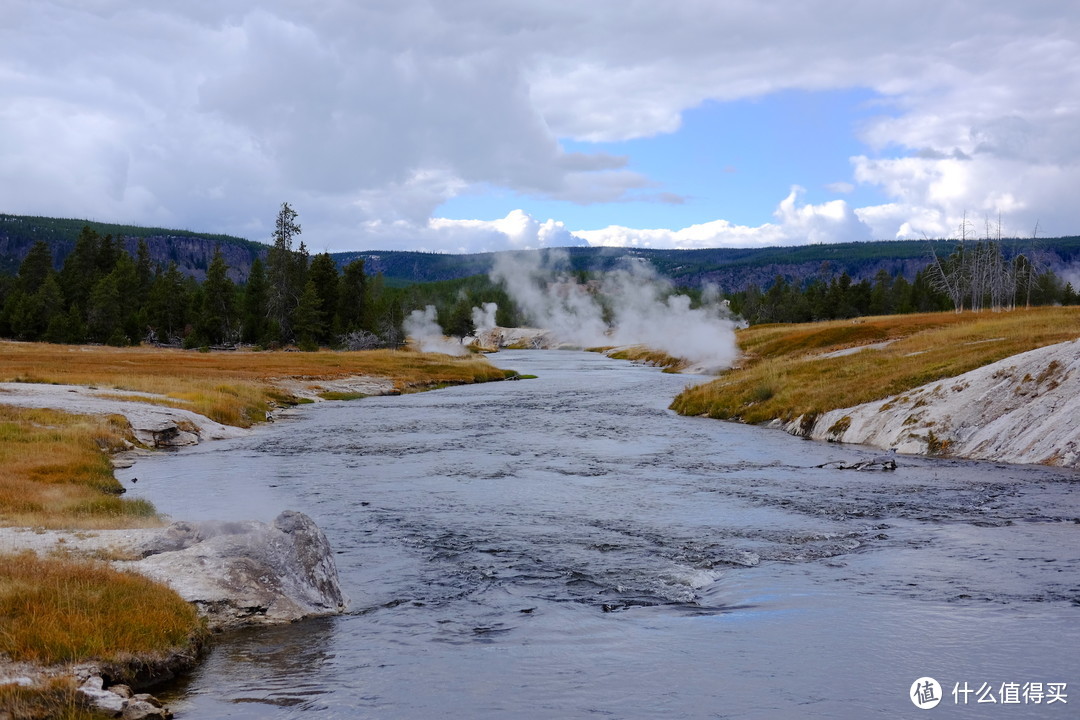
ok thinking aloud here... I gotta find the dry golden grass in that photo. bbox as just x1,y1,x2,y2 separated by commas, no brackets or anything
672,307,1080,423
0,406,158,529
0,676,102,720
605,345,690,373
0,551,205,665
0,342,513,427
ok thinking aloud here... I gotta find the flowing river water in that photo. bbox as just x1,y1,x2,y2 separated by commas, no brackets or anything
124,351,1080,718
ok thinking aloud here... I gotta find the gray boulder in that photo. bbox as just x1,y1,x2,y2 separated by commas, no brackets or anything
126,511,349,630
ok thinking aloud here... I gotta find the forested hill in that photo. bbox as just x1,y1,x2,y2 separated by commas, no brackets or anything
3,213,1079,290
0,214,267,282
339,237,1080,290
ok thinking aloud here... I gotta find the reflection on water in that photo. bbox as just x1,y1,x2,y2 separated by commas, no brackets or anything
167,619,338,711
129,351,1080,719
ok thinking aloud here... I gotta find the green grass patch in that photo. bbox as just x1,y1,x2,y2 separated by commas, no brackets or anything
318,391,369,401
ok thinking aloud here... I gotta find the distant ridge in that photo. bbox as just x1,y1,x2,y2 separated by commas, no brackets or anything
3,213,1078,290
337,237,1080,290
0,213,268,282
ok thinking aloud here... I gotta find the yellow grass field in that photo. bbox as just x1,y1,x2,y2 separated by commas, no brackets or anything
603,346,690,373
0,552,206,719
0,342,514,427
671,307,1080,424
0,406,156,529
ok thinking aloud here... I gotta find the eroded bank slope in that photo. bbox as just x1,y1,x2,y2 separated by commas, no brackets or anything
789,338,1080,467
670,309,1080,468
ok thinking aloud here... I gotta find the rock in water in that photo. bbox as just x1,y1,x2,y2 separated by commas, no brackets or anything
126,511,349,630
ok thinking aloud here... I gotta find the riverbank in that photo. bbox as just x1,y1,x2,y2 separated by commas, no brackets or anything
0,341,517,718
670,307,1080,467
126,349,1080,718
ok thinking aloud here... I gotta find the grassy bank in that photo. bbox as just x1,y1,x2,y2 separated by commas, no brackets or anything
602,346,690,373
0,342,514,529
0,342,515,427
671,307,1080,424
0,342,514,716
0,406,156,529
0,552,206,719
0,552,205,665
0,678,102,720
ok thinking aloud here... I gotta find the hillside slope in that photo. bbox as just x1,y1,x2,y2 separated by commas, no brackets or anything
0,213,267,281
339,238,1080,289
4,213,1079,288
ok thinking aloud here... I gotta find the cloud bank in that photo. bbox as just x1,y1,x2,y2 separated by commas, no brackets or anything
575,187,872,249
2,1,1079,251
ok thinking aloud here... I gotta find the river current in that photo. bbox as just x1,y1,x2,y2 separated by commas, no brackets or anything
125,351,1080,718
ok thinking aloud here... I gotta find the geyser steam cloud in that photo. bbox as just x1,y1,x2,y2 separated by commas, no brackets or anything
489,251,739,371
405,305,468,356
471,302,499,333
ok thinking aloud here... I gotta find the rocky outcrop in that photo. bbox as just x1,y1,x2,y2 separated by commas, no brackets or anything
466,326,556,350
77,675,173,718
0,511,346,715
0,512,349,631
124,511,349,630
785,338,1080,467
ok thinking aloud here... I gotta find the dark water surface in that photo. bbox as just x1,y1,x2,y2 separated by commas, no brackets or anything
125,351,1080,718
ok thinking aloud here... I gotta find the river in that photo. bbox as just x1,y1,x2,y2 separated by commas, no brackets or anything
124,350,1080,718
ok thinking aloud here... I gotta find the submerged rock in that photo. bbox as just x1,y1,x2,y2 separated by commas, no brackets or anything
125,511,349,631
816,458,897,471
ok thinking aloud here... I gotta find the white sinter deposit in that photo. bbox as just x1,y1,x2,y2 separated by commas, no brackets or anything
0,382,248,448
786,338,1080,468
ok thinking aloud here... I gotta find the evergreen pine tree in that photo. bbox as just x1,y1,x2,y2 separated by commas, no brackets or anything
242,257,270,345
337,259,369,335
307,252,339,343
267,202,302,343
87,274,123,344
60,226,103,317
197,247,237,345
148,262,190,343
292,279,324,350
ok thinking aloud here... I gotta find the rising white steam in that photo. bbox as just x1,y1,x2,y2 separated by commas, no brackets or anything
471,302,499,332
489,251,739,371
404,305,468,356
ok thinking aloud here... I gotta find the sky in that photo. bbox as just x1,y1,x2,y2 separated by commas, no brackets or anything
2,1,1079,254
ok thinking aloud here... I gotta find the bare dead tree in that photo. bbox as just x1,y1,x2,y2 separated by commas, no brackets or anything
1022,221,1047,309
927,212,1031,313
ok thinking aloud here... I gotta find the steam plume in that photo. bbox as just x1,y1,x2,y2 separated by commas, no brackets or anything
404,305,468,356
489,251,739,371
471,302,499,332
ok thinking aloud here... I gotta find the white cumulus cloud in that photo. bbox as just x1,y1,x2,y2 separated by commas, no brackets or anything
575,187,871,248
1,1,1079,250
